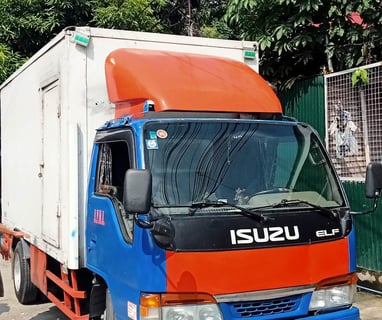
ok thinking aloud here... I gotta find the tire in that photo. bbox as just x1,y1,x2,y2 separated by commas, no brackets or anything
102,288,116,320
12,241,38,304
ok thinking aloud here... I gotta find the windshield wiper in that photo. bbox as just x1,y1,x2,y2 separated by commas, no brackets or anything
154,199,338,221
189,200,269,222
267,199,339,220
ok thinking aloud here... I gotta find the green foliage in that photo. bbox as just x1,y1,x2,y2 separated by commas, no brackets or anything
91,0,167,32
352,69,369,86
0,0,92,56
199,20,232,39
0,0,93,81
2,0,382,89
0,0,235,83
0,0,171,82
0,44,26,83
158,0,236,38
225,0,382,88
196,0,237,39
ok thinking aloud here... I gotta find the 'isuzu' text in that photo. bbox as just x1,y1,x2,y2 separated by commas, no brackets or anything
230,226,300,244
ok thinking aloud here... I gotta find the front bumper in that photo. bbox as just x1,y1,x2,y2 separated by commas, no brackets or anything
302,306,359,319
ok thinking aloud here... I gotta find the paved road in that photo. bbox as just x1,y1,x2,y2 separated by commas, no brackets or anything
1,257,382,319
354,289,382,320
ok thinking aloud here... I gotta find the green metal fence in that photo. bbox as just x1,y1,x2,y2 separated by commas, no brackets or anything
278,76,325,138
343,181,382,271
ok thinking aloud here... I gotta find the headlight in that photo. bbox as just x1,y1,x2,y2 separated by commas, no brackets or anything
163,304,222,320
140,293,223,320
309,273,357,311
309,284,356,310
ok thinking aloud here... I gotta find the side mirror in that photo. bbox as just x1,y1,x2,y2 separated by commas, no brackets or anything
352,162,382,215
365,162,382,198
123,169,152,214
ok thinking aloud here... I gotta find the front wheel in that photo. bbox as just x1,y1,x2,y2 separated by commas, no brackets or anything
12,241,38,304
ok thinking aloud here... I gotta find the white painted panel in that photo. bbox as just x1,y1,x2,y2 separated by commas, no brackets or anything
41,81,61,247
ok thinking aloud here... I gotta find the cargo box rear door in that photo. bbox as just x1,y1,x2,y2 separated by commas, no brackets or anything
41,80,61,248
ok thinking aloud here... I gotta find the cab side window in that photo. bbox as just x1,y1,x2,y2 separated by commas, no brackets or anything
96,141,134,241
97,142,129,200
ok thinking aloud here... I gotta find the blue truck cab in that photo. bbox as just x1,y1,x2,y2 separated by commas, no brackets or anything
82,49,365,319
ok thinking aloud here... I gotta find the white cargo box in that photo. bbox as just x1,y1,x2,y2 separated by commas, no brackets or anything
0,27,258,269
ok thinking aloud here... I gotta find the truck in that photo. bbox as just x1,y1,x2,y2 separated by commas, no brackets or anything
1,26,382,320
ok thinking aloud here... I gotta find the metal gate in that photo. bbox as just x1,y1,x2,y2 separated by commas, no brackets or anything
325,63,382,180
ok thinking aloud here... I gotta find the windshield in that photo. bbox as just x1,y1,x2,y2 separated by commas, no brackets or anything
144,121,345,214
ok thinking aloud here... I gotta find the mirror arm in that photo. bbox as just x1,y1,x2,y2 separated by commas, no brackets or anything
351,196,380,215
134,213,153,229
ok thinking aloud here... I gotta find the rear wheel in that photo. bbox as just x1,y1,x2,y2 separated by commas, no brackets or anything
12,241,38,304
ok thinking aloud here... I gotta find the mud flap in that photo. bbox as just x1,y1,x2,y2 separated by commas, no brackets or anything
89,282,106,318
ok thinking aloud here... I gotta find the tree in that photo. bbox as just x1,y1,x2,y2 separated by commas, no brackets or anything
0,44,25,83
225,0,382,88
0,0,93,83
0,0,92,57
91,0,167,32
0,0,236,83
197,0,238,39
0,0,169,83
158,0,236,38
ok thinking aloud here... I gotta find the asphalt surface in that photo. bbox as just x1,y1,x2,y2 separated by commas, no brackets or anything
354,290,382,320
0,258,381,319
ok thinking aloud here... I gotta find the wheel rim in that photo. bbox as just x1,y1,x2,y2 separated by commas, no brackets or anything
13,252,21,292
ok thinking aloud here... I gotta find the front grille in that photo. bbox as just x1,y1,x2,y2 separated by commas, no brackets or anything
231,296,299,317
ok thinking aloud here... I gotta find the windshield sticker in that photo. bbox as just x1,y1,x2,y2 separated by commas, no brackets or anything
149,131,157,139
156,129,168,139
146,139,159,150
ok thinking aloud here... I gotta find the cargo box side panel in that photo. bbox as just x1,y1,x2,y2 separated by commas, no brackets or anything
1,45,62,240
1,74,44,237
1,36,85,266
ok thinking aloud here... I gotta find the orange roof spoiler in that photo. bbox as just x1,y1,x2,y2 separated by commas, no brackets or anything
105,49,282,117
